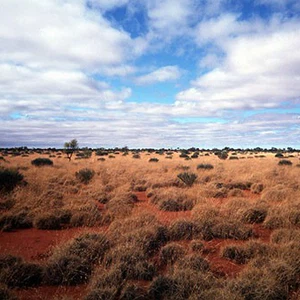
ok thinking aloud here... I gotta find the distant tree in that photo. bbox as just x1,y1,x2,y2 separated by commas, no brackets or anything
64,139,78,161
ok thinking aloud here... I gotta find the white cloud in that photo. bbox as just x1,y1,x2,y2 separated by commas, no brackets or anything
145,0,196,39
0,0,142,71
177,19,300,112
135,66,182,85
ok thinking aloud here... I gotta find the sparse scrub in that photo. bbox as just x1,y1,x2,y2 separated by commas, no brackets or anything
31,158,54,166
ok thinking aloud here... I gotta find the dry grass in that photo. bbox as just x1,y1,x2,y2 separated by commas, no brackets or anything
1,151,300,298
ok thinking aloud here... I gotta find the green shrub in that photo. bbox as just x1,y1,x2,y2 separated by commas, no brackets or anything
132,154,141,159
177,172,197,187
275,152,284,158
0,168,24,193
31,158,53,166
75,168,95,184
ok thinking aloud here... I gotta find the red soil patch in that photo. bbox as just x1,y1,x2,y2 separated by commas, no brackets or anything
252,223,272,242
14,284,87,300
202,239,246,278
0,226,108,262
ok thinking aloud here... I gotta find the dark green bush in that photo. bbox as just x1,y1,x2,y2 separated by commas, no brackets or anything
31,158,53,166
75,168,95,184
275,152,284,158
0,168,24,193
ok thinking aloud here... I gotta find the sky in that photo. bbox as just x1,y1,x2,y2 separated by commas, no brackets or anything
1,0,300,149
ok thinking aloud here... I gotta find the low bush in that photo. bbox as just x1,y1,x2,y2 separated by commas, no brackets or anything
132,154,141,159
148,276,178,299
169,219,195,240
278,159,292,166
45,233,110,285
159,243,186,265
0,255,43,288
149,158,159,162
177,172,197,187
44,255,92,285
0,211,33,231
0,168,24,193
70,206,103,227
34,212,66,230
75,168,95,184
120,283,148,300
197,163,214,170
31,158,53,166
177,255,210,272
241,208,267,224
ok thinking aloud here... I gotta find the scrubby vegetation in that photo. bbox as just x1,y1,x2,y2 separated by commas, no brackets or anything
31,158,53,166
0,148,299,299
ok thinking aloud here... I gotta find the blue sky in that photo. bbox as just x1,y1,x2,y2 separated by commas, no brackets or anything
0,0,300,148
